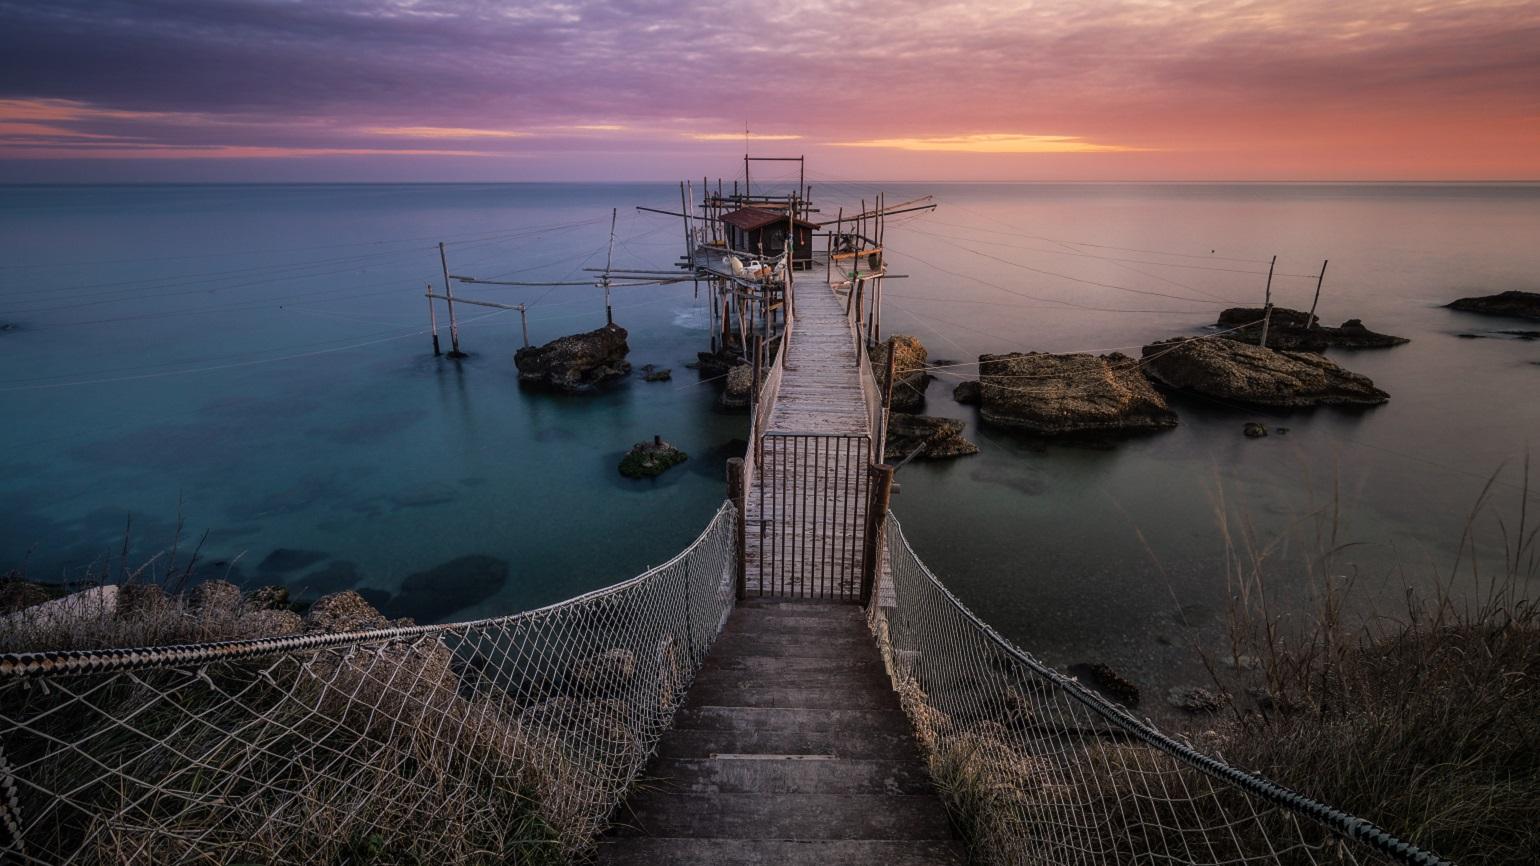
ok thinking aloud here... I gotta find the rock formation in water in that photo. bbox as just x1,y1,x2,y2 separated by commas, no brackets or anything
885,414,979,460
1446,290,1540,321
870,335,931,413
513,323,631,392
974,352,1179,434
1142,337,1388,407
720,364,752,409
1217,307,1409,350
384,555,509,623
952,380,981,405
619,436,688,479
640,364,672,382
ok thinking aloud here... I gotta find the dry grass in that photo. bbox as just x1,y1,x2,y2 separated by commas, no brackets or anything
1205,459,1540,865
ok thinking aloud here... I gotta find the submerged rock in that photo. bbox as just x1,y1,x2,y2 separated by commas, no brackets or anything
1142,337,1389,407
387,555,509,623
871,335,931,413
1217,307,1408,350
1243,422,1269,438
1446,290,1540,321
620,436,688,478
288,560,361,601
885,414,979,460
976,352,1178,434
640,364,672,382
258,548,328,574
514,323,631,392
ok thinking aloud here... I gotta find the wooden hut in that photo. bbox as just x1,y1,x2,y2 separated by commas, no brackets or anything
719,207,817,269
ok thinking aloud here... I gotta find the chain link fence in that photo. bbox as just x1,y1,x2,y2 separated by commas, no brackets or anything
0,502,737,866
870,514,1452,866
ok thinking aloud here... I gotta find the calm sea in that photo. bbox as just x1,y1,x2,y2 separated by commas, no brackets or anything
3,182,1537,687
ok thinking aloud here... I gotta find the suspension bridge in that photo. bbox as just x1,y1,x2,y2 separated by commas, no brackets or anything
0,175,1456,866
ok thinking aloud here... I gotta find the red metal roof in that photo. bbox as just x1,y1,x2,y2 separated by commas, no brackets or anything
719,207,819,231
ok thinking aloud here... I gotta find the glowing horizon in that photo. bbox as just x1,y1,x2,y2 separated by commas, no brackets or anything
0,1,1536,182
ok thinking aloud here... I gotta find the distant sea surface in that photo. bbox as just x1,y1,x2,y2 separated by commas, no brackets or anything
3,182,1538,686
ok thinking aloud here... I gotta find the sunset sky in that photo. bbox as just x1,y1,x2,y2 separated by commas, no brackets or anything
1,0,1537,182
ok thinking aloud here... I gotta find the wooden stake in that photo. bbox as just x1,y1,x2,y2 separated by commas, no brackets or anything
727,457,747,600
1307,259,1329,329
517,303,529,348
1259,254,1277,349
879,345,897,463
751,334,763,416
439,242,464,357
424,282,440,356
860,463,896,607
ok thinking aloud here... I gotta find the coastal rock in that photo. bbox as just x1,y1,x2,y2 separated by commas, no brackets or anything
720,364,752,408
574,648,637,688
1243,422,1268,438
288,559,360,601
237,608,304,637
871,335,931,413
190,579,242,618
1166,685,1228,714
116,583,169,621
620,436,688,478
953,380,982,405
0,576,56,614
306,590,393,633
1446,290,1540,321
695,347,742,378
1217,307,1408,350
976,352,1178,434
1068,662,1140,707
514,323,631,392
885,414,979,460
246,584,291,611
1141,337,1389,407
640,364,672,382
388,555,509,623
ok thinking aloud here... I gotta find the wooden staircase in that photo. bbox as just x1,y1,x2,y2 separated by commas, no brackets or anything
598,598,965,865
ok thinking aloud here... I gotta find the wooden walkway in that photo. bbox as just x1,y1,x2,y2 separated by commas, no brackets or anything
745,280,877,598
597,599,964,865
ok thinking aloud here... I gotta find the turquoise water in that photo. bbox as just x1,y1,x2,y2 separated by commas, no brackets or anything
3,182,1538,683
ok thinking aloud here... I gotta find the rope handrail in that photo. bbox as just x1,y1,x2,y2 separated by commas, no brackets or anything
0,502,736,681
0,502,739,864
873,515,1455,866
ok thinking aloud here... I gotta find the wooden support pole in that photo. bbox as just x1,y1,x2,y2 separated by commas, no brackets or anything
438,242,464,357
879,346,897,463
1307,259,1329,329
727,457,747,600
424,282,441,356
1258,255,1277,349
517,304,529,348
830,207,841,290
604,207,617,326
860,463,896,607
751,334,764,416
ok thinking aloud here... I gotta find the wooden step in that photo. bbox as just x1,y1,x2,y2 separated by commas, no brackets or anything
608,792,955,841
596,837,966,865
643,756,935,795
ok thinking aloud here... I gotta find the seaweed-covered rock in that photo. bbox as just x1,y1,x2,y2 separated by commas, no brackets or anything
1446,290,1540,321
640,364,672,382
237,608,304,637
514,323,631,392
871,335,931,413
620,436,688,478
246,584,291,611
1142,337,1388,407
1069,662,1140,707
190,580,242,618
953,380,982,405
720,364,752,409
1243,422,1269,438
976,352,1178,434
1217,307,1408,350
885,414,979,460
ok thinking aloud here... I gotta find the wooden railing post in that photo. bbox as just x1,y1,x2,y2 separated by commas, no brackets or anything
877,345,897,464
861,463,895,607
727,457,747,600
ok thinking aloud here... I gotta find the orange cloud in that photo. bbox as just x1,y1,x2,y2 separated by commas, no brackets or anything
364,125,531,139
830,134,1147,154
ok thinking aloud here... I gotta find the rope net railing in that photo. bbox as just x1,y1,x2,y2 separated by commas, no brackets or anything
0,502,737,866
870,515,1452,866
